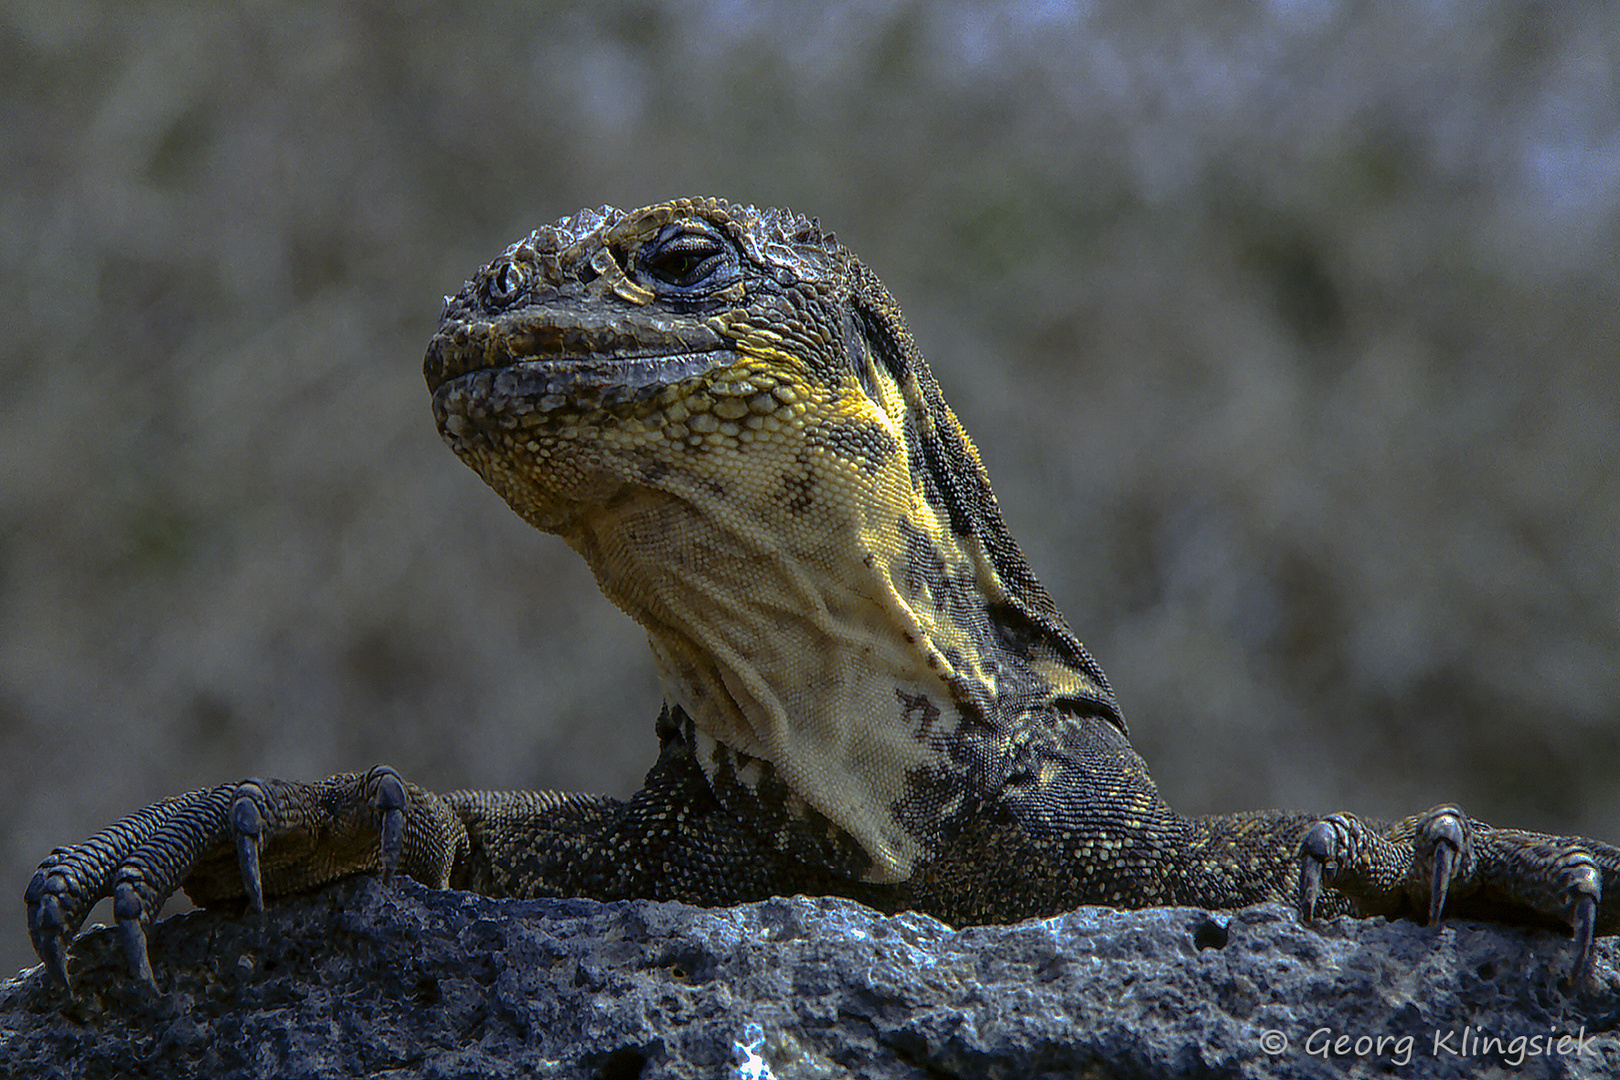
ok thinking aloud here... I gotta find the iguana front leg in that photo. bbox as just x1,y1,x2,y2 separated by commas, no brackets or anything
1175,806,1620,982
23,735,867,992
25,767,478,992
1297,806,1617,980
26,767,430,990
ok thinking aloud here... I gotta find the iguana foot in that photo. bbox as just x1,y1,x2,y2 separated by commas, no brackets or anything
1297,804,1613,982
24,766,453,993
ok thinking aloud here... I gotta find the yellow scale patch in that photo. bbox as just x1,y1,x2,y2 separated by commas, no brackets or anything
478,307,1042,883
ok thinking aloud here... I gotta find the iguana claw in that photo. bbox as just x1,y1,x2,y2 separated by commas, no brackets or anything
1296,815,1353,923
24,868,72,990
1571,892,1598,986
1561,856,1602,985
1297,821,1330,921
1427,842,1455,927
231,782,268,912
371,765,407,884
1415,807,1469,927
113,876,157,990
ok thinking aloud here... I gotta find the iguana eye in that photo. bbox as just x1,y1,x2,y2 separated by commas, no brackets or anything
484,259,525,307
640,223,736,290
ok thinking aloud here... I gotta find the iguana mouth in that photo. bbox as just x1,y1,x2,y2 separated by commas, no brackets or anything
428,353,743,448
428,345,737,411
425,312,741,432
425,310,733,391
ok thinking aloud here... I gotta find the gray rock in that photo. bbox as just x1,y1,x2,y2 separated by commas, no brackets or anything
2,878,1616,1079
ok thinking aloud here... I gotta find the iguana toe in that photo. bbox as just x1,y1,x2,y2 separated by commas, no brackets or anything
112,874,157,990
230,781,269,912
1412,806,1472,927
24,867,73,991
370,765,407,885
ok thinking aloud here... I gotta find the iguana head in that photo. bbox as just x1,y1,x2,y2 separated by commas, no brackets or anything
426,198,1119,884
424,199,909,524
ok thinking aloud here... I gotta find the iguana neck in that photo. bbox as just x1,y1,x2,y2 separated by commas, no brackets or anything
545,382,1016,883
426,198,1120,882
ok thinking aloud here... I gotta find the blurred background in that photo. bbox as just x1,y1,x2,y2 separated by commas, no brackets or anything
3,1,1618,977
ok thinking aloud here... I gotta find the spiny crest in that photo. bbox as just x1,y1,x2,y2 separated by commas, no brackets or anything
750,204,837,251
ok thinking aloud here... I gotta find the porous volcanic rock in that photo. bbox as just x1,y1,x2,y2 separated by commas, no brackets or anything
2,877,1616,1079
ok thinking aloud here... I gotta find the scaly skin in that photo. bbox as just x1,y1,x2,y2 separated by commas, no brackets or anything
26,198,1620,996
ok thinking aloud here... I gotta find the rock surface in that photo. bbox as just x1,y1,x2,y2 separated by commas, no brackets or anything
2,878,1617,1079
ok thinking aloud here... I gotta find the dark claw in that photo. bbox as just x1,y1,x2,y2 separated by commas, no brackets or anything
1297,820,1336,922
1428,842,1455,927
113,880,156,990
39,928,71,992
371,766,406,884
1417,809,1467,927
1564,855,1601,986
231,783,267,912
1569,893,1597,986
1298,858,1322,923
26,870,72,991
